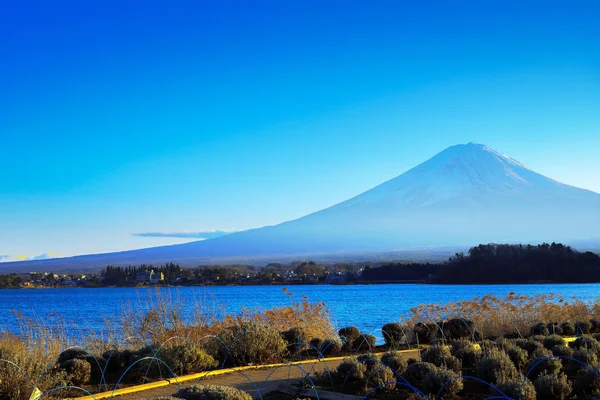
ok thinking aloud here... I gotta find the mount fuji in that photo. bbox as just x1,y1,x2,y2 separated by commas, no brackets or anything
4,142,600,270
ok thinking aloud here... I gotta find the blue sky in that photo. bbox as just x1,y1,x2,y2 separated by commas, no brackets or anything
1,0,599,258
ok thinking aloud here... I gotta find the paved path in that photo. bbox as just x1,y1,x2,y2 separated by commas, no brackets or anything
117,350,418,399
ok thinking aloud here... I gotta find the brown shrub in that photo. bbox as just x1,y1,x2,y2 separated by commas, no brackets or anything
423,368,463,399
495,379,536,400
365,363,396,392
476,348,519,385
215,320,288,366
175,384,252,400
62,358,91,386
158,344,218,375
534,372,572,400
380,351,408,375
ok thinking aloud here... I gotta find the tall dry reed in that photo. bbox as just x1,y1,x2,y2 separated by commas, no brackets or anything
403,292,600,338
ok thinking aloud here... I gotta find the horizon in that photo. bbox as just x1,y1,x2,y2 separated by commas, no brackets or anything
2,1,600,259
2,140,600,266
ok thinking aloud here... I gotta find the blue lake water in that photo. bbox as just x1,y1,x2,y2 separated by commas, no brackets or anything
1,284,599,340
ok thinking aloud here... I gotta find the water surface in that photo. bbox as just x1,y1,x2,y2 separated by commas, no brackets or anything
1,284,598,340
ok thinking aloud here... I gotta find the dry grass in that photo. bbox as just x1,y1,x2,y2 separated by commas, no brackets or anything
240,289,336,342
126,288,337,346
0,328,69,400
0,287,336,398
403,292,600,339
2,289,598,398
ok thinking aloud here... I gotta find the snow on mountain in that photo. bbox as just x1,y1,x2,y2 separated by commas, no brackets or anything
333,142,596,210
3,142,600,270
275,142,600,249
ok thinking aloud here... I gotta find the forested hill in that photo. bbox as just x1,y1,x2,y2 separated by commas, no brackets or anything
361,243,600,284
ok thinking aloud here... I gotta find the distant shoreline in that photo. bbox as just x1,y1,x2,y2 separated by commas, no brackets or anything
4,280,600,290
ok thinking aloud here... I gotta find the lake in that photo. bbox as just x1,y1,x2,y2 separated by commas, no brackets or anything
1,284,599,341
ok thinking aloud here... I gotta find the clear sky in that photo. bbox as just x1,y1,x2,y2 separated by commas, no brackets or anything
1,0,599,259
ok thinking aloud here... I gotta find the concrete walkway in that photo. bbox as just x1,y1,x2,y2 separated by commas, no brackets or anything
115,350,418,399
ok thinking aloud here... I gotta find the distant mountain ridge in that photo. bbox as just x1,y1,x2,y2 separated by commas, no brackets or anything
3,142,600,272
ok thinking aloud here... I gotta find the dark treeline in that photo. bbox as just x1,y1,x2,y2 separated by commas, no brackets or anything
101,261,363,286
360,263,438,281
103,263,188,285
361,243,600,284
0,274,23,288
3,243,600,288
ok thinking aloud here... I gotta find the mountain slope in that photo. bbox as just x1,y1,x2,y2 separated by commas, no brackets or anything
4,142,600,271
334,142,598,210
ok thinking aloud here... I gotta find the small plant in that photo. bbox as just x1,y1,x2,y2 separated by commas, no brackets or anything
102,349,139,375
309,338,323,352
528,346,552,363
404,362,438,388
440,318,477,340
529,346,552,358
357,353,379,369
590,318,600,334
526,354,562,379
422,368,463,399
56,348,103,382
574,368,600,397
338,326,361,349
281,327,306,347
531,335,547,343
551,345,573,360
543,334,565,349
534,372,572,400
570,336,600,355
531,322,550,336
413,322,438,344
560,322,576,336
571,348,598,368
450,339,482,368
365,363,396,392
420,345,461,372
320,338,342,356
420,345,451,365
336,357,367,382
57,348,91,364
352,334,376,352
441,355,461,373
505,346,528,371
476,348,519,384
159,344,218,376
382,322,404,348
216,320,288,366
380,351,408,374
495,379,536,400
62,358,92,386
175,384,253,400
546,322,563,336
575,321,592,335
516,339,544,355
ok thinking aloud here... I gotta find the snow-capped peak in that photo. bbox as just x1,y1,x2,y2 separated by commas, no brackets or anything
334,142,595,210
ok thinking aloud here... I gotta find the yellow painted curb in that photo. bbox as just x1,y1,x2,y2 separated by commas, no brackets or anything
72,348,420,399
75,380,171,400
